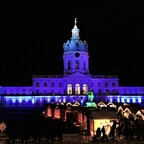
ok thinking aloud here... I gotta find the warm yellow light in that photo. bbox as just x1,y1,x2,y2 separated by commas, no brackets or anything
94,119,111,135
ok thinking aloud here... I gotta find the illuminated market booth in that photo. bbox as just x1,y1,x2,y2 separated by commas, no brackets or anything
89,110,118,137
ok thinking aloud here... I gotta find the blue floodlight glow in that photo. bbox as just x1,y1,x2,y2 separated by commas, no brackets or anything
47,97,50,102
117,97,120,103
13,99,16,103
1,95,144,106
31,96,35,104
127,98,130,103
106,95,143,104
63,96,66,103
19,99,22,103
109,97,113,102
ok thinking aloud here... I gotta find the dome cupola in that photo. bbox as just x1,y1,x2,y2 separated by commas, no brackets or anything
63,18,88,52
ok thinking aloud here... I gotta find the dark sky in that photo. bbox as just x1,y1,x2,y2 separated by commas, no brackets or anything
4,1,144,86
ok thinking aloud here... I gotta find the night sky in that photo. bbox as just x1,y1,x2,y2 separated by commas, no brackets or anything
4,1,144,86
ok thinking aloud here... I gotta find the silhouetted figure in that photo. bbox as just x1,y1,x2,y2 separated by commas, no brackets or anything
101,126,109,142
96,127,101,140
109,121,116,140
117,123,123,139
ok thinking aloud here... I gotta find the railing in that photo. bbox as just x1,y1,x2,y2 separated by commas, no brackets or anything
91,75,118,78
33,75,119,78
33,75,63,78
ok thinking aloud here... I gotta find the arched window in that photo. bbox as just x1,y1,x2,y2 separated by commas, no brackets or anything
67,84,72,94
75,83,80,94
68,60,71,69
84,61,86,70
82,84,88,94
75,60,79,69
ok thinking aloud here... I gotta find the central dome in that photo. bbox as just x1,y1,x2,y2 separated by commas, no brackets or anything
63,18,88,52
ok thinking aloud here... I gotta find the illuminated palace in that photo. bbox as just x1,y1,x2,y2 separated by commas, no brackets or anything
1,19,144,107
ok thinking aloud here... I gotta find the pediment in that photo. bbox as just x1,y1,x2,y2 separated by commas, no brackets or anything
64,72,91,78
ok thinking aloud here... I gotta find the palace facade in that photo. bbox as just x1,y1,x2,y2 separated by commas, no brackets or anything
1,19,144,107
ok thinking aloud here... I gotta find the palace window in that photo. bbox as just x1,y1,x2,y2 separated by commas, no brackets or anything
68,60,71,69
10,90,13,94
83,84,88,94
75,60,79,69
129,90,132,94
36,89,39,94
44,89,47,94
51,89,54,94
3,90,7,94
75,83,80,94
36,82,40,87
112,83,116,87
67,84,72,94
98,83,101,87
98,89,101,95
22,89,26,94
91,83,94,87
106,89,110,94
84,61,86,70
51,83,55,87
43,82,47,87
59,83,62,87
104,83,108,87
112,89,116,94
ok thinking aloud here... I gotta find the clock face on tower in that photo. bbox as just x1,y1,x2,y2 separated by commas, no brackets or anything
75,52,80,57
